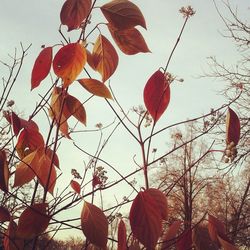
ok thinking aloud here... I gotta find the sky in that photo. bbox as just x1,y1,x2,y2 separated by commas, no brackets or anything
0,0,249,241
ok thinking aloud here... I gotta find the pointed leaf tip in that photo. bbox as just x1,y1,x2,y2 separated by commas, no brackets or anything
143,70,170,122
226,108,240,146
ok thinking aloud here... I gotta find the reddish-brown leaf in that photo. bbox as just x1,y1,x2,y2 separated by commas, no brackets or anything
31,47,53,90
218,236,238,250
45,147,60,169
118,219,127,250
17,203,50,239
0,206,11,222
108,24,150,55
13,150,39,187
65,94,86,125
101,0,146,30
71,180,81,194
36,154,57,195
0,150,9,192
129,190,163,249
208,214,229,244
161,220,182,249
3,220,24,250
78,78,112,99
4,111,21,136
92,174,102,188
53,43,87,88
16,129,45,159
143,70,170,122
81,201,108,249
176,229,192,250
60,0,92,31
226,108,240,146
91,35,118,82
147,188,168,220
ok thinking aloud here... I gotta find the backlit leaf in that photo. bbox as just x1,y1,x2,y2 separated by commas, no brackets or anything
3,220,24,250
129,190,163,249
36,154,57,194
13,150,39,187
71,180,81,194
208,214,229,244
60,0,92,31
226,108,240,146
108,24,150,55
81,201,108,248
118,219,127,250
161,220,182,249
45,147,60,169
143,70,170,122
147,188,168,220
17,203,50,239
92,35,118,82
176,229,192,250
53,43,87,88
78,78,112,99
0,150,9,192
218,236,238,250
101,0,146,30
0,206,11,222
31,47,53,90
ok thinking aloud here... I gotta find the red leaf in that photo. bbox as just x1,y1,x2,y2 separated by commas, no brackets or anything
129,190,163,249
81,201,108,248
91,35,118,82
53,43,87,88
226,108,240,146
78,78,112,99
17,203,50,239
71,180,81,194
0,150,9,192
31,47,53,90
101,0,146,30
208,214,229,244
108,24,150,55
0,206,11,222
3,220,24,250
118,219,127,250
45,147,60,169
176,229,192,250
218,236,239,250
143,70,170,122
60,0,92,31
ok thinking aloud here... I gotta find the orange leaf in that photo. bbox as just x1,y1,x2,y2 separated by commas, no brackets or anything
78,78,112,99
13,150,39,187
176,229,192,250
0,150,9,192
0,206,11,222
3,220,24,250
218,236,239,250
101,0,146,30
60,0,92,31
226,108,240,146
143,70,170,122
53,43,87,88
118,219,127,250
108,24,150,55
129,190,163,249
45,147,60,169
36,154,57,195
71,180,81,194
65,94,86,125
16,129,45,159
31,47,53,90
147,188,168,220
81,201,108,248
92,35,118,82
208,214,228,244
17,203,50,239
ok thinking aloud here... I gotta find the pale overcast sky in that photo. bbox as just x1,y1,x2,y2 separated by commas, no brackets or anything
1,0,249,240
